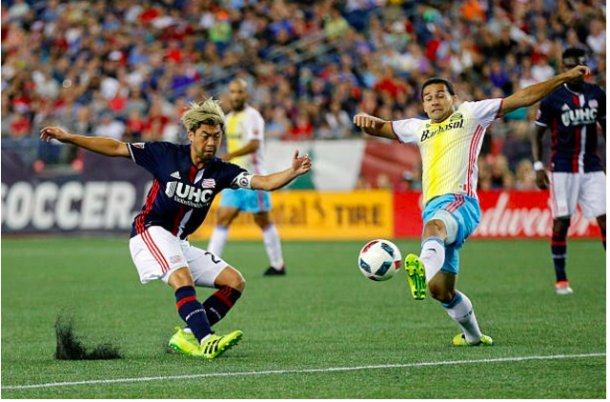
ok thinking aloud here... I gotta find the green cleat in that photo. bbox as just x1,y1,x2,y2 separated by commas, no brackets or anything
196,330,243,359
404,254,427,300
169,327,199,356
452,333,494,346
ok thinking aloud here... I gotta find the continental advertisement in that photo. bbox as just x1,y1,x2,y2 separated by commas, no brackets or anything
192,190,394,240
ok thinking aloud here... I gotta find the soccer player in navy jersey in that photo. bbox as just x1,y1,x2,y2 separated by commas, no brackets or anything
40,98,312,359
531,48,606,296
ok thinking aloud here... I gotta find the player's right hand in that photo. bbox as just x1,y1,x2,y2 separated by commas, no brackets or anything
353,113,382,128
40,126,69,142
566,65,591,82
535,170,550,190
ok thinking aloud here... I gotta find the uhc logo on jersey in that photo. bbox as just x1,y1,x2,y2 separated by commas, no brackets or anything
560,103,597,126
420,114,464,142
165,181,214,208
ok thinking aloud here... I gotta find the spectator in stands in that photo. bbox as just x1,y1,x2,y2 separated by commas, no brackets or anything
324,100,352,139
514,159,537,190
286,111,313,141
586,18,606,55
265,106,292,141
93,113,125,141
1,0,605,186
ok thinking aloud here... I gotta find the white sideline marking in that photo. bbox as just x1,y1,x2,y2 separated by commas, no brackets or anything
2,353,605,391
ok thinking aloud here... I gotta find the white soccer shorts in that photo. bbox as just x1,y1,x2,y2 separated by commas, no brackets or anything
129,226,229,286
549,171,606,219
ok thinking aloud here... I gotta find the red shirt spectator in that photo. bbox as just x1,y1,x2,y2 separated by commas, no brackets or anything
285,113,313,140
9,112,31,138
140,6,160,24
108,94,127,115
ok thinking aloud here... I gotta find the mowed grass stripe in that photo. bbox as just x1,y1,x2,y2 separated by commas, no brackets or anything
3,353,605,390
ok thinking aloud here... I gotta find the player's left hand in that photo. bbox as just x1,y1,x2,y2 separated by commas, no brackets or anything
292,150,312,175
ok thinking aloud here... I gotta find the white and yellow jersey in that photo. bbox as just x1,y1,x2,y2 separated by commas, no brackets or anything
391,99,503,206
225,104,266,174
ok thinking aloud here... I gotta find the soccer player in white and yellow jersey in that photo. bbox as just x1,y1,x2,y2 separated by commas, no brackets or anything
208,79,287,276
354,65,590,347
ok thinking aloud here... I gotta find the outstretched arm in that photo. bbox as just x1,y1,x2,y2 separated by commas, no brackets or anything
353,113,396,139
498,66,590,118
531,125,550,189
40,126,130,158
250,150,312,191
220,139,260,161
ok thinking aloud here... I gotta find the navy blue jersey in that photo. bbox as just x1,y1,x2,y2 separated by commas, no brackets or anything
127,142,246,239
535,83,605,173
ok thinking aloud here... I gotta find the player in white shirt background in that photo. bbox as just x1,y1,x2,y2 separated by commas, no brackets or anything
354,65,590,347
208,79,287,276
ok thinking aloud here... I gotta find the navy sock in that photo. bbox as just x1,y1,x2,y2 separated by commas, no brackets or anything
551,230,567,282
175,286,211,343
601,227,606,250
202,286,242,326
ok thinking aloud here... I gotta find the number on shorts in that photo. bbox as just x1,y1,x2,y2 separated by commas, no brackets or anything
204,251,221,264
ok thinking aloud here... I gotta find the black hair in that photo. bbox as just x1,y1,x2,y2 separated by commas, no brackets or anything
421,77,455,100
561,48,587,65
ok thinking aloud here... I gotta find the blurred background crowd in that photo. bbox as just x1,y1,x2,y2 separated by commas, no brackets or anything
1,0,606,191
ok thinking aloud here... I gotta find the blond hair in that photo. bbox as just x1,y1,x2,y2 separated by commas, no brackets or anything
181,97,225,133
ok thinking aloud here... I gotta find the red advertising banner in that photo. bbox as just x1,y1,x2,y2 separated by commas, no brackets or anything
394,191,601,239
393,192,424,238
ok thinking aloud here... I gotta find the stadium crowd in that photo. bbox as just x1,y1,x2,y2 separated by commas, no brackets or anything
1,0,606,191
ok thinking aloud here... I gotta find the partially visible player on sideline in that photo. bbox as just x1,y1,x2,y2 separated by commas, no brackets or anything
39,98,311,359
354,65,590,347
531,47,606,296
207,79,287,276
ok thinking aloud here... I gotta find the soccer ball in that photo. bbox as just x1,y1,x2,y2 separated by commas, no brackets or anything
358,239,402,281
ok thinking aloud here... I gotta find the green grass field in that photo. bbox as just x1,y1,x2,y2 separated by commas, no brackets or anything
1,237,606,398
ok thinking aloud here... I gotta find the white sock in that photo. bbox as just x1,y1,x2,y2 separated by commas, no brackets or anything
419,236,445,281
443,291,483,344
263,224,284,270
200,333,212,344
207,225,229,257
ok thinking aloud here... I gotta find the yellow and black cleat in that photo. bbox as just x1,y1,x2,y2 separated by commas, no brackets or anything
404,254,427,300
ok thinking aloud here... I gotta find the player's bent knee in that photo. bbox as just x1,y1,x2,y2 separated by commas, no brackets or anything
230,274,246,293
428,210,458,244
215,266,246,292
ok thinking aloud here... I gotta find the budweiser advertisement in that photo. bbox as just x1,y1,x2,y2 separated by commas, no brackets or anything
394,191,601,239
